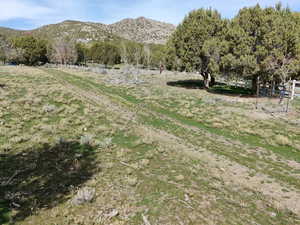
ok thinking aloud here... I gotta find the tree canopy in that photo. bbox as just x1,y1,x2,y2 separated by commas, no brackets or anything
11,36,48,66
167,4,300,90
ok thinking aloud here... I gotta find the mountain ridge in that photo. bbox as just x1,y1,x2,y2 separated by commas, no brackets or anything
0,17,176,44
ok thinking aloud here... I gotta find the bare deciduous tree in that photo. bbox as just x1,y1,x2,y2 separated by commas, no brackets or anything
120,41,128,65
134,45,142,66
51,39,78,65
143,45,151,68
6,47,25,64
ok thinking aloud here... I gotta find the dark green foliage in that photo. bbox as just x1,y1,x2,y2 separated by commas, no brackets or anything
11,36,48,66
168,9,223,71
226,4,300,87
81,40,166,68
119,40,143,65
0,35,6,63
148,44,166,68
1,27,166,68
0,200,10,224
166,8,227,87
0,47,5,64
89,41,121,66
168,4,300,90
75,43,88,65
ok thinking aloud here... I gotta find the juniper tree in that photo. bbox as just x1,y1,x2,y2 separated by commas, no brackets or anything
0,46,6,64
89,41,121,67
223,4,300,91
168,4,300,91
167,8,226,88
11,36,48,65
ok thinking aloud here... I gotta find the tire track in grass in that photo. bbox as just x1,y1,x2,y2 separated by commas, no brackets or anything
36,69,300,223
41,68,300,215
41,68,300,180
41,68,300,187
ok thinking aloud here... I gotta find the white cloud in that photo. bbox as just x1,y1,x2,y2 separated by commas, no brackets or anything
0,0,299,29
0,0,53,21
95,0,300,25
0,0,89,28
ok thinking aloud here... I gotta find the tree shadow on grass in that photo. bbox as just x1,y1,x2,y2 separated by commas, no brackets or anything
167,79,253,97
208,85,253,97
0,141,98,223
167,79,206,89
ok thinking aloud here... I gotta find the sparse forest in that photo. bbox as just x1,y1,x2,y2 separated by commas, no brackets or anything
0,35,166,68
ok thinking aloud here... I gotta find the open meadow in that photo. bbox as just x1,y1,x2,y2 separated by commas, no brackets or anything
1,66,300,225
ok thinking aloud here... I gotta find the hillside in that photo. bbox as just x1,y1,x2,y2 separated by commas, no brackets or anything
109,17,175,44
0,17,176,44
31,20,115,43
0,27,23,39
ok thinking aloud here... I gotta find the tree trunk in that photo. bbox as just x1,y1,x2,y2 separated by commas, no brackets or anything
203,73,215,89
203,72,209,89
252,76,258,94
210,76,216,87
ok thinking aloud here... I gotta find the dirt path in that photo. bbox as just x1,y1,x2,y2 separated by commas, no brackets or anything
42,68,300,216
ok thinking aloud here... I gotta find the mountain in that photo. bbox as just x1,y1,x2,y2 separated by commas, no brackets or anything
109,17,175,44
30,20,116,43
0,17,176,44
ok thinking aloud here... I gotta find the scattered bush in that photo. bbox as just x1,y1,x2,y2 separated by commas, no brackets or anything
80,134,94,146
274,135,292,146
43,104,56,113
96,137,113,149
71,187,95,205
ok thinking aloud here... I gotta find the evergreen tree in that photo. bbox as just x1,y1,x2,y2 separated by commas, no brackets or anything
75,43,88,65
89,41,121,66
11,36,48,65
168,8,226,88
168,4,300,91
224,4,300,91
0,46,6,64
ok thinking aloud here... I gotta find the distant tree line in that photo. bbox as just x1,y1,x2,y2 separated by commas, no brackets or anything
0,35,166,68
166,3,300,90
79,40,166,68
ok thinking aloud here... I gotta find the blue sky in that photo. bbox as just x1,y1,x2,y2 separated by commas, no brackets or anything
0,0,299,30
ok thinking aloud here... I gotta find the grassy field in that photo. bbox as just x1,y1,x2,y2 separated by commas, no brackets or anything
0,66,300,225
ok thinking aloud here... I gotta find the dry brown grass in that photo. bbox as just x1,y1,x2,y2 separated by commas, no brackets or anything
1,66,300,225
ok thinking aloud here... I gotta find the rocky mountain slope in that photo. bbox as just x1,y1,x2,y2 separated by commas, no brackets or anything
0,17,176,44
109,17,175,44
31,20,115,43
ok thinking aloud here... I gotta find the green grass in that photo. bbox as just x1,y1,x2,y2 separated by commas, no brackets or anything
0,200,10,225
48,68,300,162
41,69,300,187
209,84,253,95
20,67,298,224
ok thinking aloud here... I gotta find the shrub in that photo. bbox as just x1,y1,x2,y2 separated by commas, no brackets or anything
43,104,56,113
275,135,292,146
80,134,93,146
